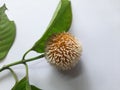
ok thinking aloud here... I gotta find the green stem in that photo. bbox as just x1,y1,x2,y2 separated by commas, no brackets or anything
7,68,18,84
24,63,29,77
24,63,31,89
22,49,32,60
0,54,45,72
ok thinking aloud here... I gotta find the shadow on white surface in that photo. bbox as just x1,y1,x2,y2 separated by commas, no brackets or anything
56,61,83,78
47,59,92,90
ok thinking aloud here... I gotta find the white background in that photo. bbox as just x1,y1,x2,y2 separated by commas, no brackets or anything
0,0,120,90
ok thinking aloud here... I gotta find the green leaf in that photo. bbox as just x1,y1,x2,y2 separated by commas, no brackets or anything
12,77,42,90
12,77,31,90
31,0,72,53
31,85,42,90
0,4,16,60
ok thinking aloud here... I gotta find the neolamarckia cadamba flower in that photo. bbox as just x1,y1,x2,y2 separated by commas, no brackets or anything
45,32,82,70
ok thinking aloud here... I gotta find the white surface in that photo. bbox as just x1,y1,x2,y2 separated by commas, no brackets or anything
0,0,120,90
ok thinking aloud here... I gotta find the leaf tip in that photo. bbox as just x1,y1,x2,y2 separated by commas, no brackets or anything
0,4,7,14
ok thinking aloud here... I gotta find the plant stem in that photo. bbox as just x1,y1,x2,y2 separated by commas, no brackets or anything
24,63,29,77
22,49,32,60
8,68,18,84
24,63,31,89
0,54,45,72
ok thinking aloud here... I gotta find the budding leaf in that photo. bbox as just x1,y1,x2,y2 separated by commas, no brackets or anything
12,77,31,90
0,4,16,60
12,77,42,90
32,0,72,53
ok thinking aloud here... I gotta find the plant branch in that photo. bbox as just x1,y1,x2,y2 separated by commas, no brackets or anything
22,49,32,60
24,63,32,89
24,63,29,77
0,54,45,72
7,68,18,84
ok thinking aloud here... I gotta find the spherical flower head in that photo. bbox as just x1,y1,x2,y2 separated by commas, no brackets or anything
45,32,82,70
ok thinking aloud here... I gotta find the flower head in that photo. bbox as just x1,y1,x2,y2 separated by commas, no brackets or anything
45,32,82,70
